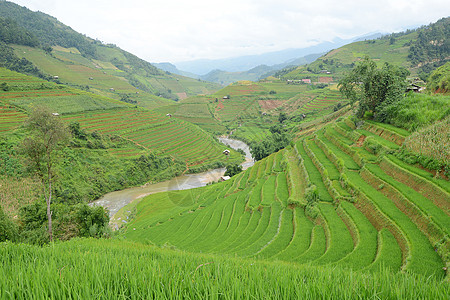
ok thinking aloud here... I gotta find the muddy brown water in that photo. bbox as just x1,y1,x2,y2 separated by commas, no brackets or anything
91,137,253,218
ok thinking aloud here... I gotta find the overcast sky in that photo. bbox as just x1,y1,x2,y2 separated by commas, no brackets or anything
9,0,450,63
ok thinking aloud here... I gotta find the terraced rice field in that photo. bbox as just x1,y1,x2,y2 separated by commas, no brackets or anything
125,118,449,279
0,104,27,133
298,91,343,114
62,108,240,166
0,68,126,114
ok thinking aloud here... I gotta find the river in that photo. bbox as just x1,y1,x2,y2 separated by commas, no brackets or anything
92,137,253,218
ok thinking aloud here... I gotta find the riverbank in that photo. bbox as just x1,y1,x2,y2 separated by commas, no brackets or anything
92,137,253,228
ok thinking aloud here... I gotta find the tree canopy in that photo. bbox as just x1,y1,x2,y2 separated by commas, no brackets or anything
21,106,70,241
338,57,409,120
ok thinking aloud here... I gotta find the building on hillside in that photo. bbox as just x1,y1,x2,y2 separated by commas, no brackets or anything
302,79,312,84
223,95,230,99
406,83,425,93
220,175,231,181
223,149,230,155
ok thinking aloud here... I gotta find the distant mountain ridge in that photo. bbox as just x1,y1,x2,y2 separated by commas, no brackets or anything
173,33,384,76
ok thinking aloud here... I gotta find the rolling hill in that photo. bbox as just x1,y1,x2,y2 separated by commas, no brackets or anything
278,17,449,83
0,5,449,299
0,1,222,108
123,116,449,280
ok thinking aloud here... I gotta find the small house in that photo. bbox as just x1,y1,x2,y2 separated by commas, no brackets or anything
223,95,230,99
223,149,230,155
52,112,60,116
220,176,231,182
53,75,59,79
166,113,172,118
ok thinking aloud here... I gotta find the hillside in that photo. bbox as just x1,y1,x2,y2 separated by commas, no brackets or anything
155,79,348,145
0,1,222,107
0,67,242,206
0,6,449,298
278,17,449,83
122,114,450,281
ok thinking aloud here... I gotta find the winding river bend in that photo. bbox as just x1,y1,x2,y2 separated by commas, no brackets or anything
92,137,253,218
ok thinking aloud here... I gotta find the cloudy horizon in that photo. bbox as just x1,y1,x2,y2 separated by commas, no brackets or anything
8,0,450,63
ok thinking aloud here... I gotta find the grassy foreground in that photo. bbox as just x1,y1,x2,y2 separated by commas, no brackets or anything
0,238,448,299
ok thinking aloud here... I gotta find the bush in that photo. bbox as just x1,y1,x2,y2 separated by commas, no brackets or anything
0,206,18,242
224,163,243,177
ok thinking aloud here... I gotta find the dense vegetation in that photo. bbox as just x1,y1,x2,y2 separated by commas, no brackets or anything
408,17,449,76
0,238,447,299
0,6,449,298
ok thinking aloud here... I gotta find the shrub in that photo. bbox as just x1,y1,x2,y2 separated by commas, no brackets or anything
0,206,18,242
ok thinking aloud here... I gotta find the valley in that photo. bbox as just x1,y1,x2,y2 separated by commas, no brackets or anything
0,1,449,298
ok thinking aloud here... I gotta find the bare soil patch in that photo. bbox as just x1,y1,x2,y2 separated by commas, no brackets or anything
258,100,285,111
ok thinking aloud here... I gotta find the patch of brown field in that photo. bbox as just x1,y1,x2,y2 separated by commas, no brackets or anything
0,177,40,217
258,100,285,111
216,101,224,111
355,135,366,147
176,92,188,100
318,77,334,83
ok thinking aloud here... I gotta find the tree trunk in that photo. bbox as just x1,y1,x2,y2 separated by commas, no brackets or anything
47,180,53,242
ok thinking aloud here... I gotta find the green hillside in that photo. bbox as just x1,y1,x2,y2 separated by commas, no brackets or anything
156,79,348,145
279,17,449,83
1,6,449,298
123,115,449,279
0,67,241,206
0,1,222,108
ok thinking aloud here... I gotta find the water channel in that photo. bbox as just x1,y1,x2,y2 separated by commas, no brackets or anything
92,137,253,218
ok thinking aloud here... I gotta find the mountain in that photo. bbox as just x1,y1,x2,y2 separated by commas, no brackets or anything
0,1,222,106
277,17,449,82
199,53,323,85
174,35,382,75
151,62,200,79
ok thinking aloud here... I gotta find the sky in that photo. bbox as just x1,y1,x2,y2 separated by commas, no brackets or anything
8,0,450,63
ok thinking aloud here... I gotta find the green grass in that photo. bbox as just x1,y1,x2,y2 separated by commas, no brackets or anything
295,141,333,202
366,229,403,272
314,203,354,265
260,175,276,207
346,170,445,278
334,202,378,270
275,173,289,207
1,238,448,299
256,209,294,259
275,208,314,261
382,93,450,131
366,163,449,235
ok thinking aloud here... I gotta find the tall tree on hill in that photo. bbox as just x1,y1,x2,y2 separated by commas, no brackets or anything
21,107,70,242
338,57,409,120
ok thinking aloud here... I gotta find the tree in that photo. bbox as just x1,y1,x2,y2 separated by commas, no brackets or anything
224,163,243,177
21,107,70,242
278,112,287,123
338,57,408,119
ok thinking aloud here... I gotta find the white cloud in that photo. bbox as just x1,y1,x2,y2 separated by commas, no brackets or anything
7,0,450,62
